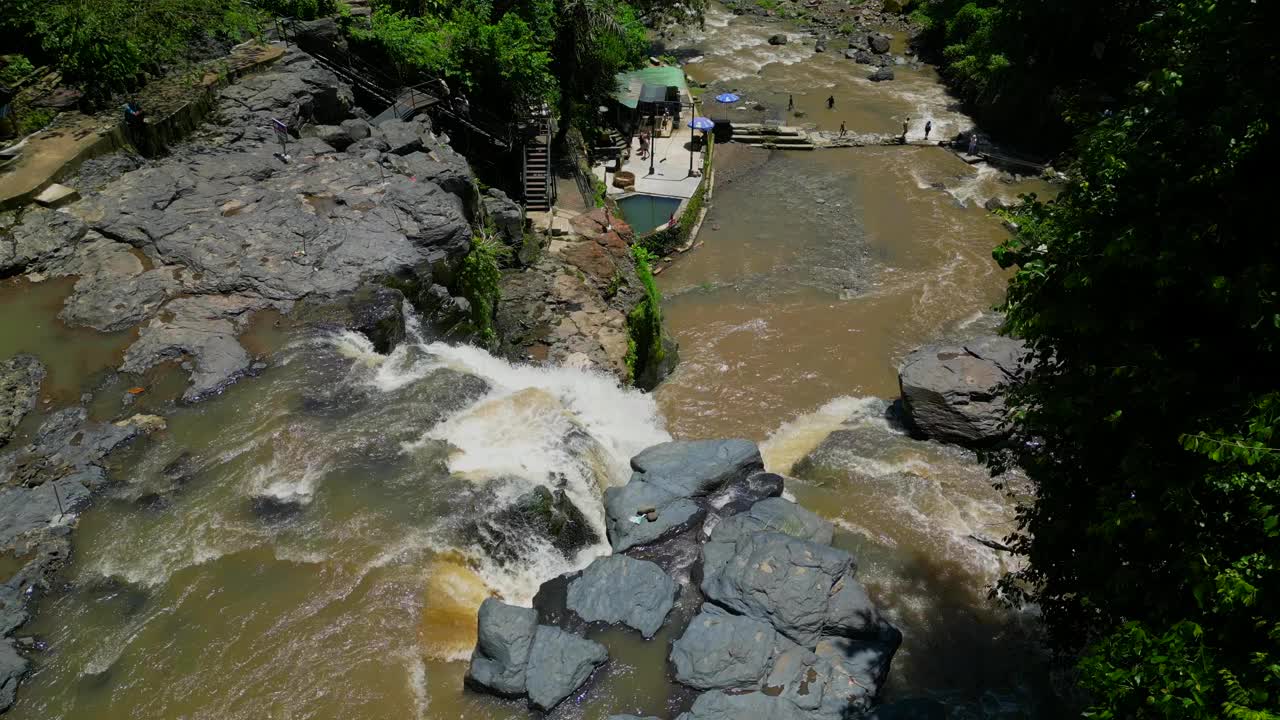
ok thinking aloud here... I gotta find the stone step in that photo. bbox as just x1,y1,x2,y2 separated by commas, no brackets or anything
730,123,804,136
732,133,813,144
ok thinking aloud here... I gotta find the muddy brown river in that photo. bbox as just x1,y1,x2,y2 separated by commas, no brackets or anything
2,5,1061,719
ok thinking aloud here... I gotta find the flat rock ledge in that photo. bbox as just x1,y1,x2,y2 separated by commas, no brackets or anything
466,439,901,719
2,46,479,402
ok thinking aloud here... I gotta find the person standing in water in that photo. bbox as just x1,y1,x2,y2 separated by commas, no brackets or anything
827,95,835,110
968,132,978,155
839,121,847,137
924,119,932,140
902,117,910,143
788,94,794,112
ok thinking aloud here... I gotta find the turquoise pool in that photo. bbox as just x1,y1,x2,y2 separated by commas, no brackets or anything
617,194,683,235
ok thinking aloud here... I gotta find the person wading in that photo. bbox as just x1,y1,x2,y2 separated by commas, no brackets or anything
826,95,835,110
902,116,909,143
839,121,847,137
788,94,794,112
924,119,932,141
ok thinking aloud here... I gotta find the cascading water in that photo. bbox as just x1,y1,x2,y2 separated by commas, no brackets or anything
7,317,669,720
650,3,1064,717
6,4,1070,718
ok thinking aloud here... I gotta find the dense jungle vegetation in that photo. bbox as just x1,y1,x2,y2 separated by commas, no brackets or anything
917,0,1279,716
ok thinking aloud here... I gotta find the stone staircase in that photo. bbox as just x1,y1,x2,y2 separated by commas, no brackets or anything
728,124,816,150
523,113,554,211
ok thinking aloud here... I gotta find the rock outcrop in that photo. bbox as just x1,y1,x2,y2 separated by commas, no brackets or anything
0,355,44,449
4,48,477,401
604,439,764,552
467,439,900,719
497,209,647,382
898,335,1030,446
473,484,599,562
467,598,608,711
1,407,144,711
566,555,677,638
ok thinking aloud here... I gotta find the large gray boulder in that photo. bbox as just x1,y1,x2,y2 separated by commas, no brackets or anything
630,439,763,498
0,639,26,713
348,286,407,354
465,598,538,697
672,633,901,720
706,471,785,517
897,335,1029,446
566,555,676,638
0,355,44,449
707,497,833,546
603,480,703,552
483,188,525,248
670,605,778,689
676,690,808,720
701,532,884,647
378,119,425,156
869,67,896,82
869,33,892,54
814,635,901,717
525,625,608,711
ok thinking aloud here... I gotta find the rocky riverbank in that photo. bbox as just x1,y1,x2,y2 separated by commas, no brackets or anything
0,43,509,710
463,438,936,718
456,332,1033,717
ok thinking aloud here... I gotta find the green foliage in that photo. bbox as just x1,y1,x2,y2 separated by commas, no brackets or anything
2,0,261,100
593,175,608,207
912,0,1160,150
16,106,55,135
352,0,556,118
457,231,508,347
624,244,664,385
257,0,337,19
553,0,648,136
987,0,1280,716
0,55,35,86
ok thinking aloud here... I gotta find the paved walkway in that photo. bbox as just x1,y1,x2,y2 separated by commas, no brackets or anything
601,124,705,200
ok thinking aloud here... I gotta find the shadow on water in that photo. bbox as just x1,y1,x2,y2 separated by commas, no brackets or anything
855,543,1063,719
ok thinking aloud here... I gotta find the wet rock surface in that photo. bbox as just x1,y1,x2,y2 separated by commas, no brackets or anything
566,555,677,638
0,407,144,711
4,48,475,401
467,598,608,712
475,484,600,562
468,439,900,719
0,355,44,449
898,335,1030,446
497,209,678,386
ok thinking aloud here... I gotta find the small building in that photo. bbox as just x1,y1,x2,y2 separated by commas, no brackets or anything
612,66,690,136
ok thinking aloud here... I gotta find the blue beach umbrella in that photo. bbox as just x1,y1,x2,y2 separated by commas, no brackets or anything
714,93,741,103
688,117,715,131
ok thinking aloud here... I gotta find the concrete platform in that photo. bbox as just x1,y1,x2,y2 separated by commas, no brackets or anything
601,124,704,200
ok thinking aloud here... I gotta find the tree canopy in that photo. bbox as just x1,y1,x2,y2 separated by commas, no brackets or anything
981,0,1280,715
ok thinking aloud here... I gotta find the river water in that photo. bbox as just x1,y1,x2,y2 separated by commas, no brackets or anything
4,5,1060,720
